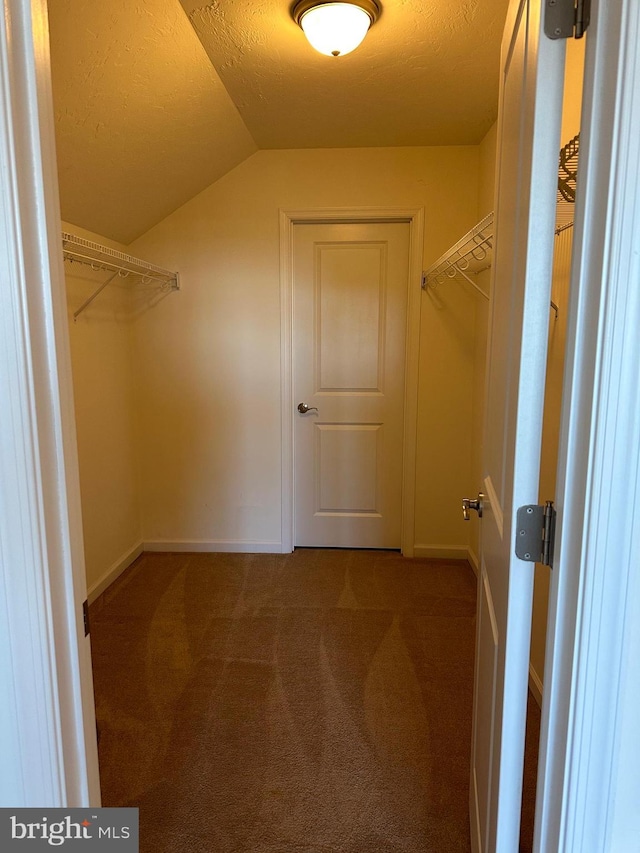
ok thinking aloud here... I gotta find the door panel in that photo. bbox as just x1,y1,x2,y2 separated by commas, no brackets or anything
469,1,565,850
472,567,500,847
293,222,409,548
316,243,385,392
316,423,382,515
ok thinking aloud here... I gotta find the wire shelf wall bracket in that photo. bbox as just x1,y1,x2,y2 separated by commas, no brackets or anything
62,232,180,320
421,212,493,301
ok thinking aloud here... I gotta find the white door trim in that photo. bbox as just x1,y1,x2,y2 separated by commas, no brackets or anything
536,0,640,849
279,207,424,556
0,0,99,805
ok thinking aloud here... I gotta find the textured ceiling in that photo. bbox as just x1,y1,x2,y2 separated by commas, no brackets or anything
48,0,509,243
180,0,509,148
48,0,257,243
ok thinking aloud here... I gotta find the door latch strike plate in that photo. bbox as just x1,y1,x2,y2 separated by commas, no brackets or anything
515,501,556,567
83,599,90,637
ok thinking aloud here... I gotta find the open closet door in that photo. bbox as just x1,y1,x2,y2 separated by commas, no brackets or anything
468,1,565,850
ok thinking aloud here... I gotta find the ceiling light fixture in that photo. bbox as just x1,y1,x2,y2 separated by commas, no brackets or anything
292,0,381,57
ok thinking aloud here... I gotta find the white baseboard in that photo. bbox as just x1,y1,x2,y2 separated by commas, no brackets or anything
412,545,471,560
142,539,285,554
87,541,144,604
467,547,480,576
529,661,543,707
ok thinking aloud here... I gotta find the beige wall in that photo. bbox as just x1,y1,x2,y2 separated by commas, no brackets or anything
478,124,498,219
529,36,586,695
64,223,142,596
129,146,481,553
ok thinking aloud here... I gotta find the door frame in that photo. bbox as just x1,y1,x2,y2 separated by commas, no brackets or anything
279,207,424,556
535,0,640,848
0,0,99,805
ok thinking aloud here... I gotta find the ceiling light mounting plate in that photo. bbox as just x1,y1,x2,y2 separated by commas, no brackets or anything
292,0,381,28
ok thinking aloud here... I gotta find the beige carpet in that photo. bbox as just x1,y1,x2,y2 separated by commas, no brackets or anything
90,550,537,852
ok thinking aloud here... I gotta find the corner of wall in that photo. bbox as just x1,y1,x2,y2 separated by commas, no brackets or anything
63,221,144,593
87,541,143,604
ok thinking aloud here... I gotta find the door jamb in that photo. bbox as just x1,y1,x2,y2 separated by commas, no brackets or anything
0,0,99,805
279,207,424,555
535,0,640,847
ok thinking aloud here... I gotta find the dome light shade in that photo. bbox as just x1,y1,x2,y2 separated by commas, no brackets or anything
293,1,381,57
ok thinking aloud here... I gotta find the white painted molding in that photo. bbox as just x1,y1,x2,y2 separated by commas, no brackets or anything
413,545,472,561
400,208,424,559
279,207,424,557
535,1,640,850
279,209,295,554
143,539,284,554
467,547,480,576
0,0,98,806
87,542,144,604
528,662,543,708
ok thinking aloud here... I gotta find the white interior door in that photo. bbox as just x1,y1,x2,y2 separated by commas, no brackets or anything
293,221,409,548
469,2,566,850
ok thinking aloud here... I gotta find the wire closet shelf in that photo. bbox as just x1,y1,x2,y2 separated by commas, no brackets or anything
421,133,580,316
421,212,493,301
556,132,579,234
62,232,180,320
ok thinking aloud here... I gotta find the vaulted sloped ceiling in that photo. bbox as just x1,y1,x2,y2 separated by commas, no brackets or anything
48,0,509,244
48,0,257,243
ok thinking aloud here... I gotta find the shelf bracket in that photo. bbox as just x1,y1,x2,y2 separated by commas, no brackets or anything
73,270,120,321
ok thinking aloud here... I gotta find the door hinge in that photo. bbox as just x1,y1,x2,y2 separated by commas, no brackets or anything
544,0,591,40
83,599,90,637
515,501,556,568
